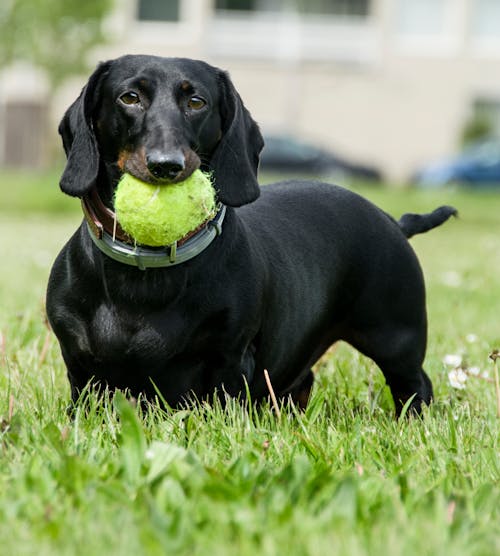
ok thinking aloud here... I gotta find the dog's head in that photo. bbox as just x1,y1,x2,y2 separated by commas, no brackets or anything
59,55,264,207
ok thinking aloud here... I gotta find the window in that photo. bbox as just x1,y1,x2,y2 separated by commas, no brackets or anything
471,0,500,40
215,0,370,16
301,0,369,16
394,0,459,55
396,0,446,36
216,0,254,10
137,0,180,22
210,0,375,62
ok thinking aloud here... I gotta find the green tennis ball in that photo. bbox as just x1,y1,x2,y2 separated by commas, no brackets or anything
114,170,216,247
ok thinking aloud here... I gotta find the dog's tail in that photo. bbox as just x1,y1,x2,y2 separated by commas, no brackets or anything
398,205,458,238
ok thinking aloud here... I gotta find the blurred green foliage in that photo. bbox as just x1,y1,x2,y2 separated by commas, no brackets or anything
0,0,114,86
460,114,493,147
0,168,80,214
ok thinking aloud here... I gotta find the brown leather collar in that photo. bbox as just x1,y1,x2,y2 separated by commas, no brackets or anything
81,188,213,247
82,188,131,243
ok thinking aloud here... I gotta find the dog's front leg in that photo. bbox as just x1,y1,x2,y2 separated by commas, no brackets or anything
204,340,257,404
59,347,96,404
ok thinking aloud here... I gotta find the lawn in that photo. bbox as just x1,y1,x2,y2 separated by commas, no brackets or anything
0,170,499,555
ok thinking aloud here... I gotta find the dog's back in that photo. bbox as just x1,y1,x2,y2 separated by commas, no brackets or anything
235,181,437,401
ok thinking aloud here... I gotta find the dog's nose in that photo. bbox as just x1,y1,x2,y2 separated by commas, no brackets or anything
146,152,185,180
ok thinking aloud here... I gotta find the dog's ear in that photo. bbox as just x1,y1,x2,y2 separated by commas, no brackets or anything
59,61,111,197
211,70,264,207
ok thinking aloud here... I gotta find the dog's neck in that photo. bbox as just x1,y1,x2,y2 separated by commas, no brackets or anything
81,186,227,270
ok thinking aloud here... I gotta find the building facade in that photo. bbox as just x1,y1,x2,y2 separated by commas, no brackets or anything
4,0,500,181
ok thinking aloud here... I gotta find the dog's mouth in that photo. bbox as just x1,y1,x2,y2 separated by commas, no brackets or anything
116,147,201,186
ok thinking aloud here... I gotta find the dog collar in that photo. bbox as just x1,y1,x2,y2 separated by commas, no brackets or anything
82,189,226,270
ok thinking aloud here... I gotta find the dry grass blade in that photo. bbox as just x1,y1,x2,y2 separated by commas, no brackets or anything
8,394,14,422
264,369,281,420
38,330,52,367
489,350,500,418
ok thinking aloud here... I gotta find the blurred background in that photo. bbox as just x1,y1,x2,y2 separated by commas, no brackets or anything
1,0,500,187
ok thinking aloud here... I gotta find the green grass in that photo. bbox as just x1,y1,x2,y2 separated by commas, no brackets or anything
1,171,499,555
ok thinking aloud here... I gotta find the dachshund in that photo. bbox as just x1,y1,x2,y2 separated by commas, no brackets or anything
46,55,456,415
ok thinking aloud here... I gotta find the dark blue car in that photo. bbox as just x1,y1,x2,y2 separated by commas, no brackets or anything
260,134,382,182
413,139,500,188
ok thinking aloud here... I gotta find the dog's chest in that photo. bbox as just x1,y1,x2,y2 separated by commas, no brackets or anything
89,303,185,362
69,302,215,401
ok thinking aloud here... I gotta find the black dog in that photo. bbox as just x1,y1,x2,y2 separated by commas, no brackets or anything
46,55,456,415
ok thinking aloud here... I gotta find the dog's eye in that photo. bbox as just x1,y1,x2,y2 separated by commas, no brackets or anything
187,96,206,110
119,91,140,105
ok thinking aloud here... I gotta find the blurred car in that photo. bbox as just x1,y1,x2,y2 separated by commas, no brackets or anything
412,138,500,188
259,134,382,182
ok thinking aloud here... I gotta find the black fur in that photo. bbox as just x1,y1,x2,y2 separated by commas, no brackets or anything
398,206,457,238
47,55,456,415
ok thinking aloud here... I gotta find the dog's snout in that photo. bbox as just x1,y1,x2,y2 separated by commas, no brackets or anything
147,152,185,180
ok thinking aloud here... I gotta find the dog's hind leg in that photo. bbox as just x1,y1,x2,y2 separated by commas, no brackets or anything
379,356,433,416
345,323,433,416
